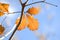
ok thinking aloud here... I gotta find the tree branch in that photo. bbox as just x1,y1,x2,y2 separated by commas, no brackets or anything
19,0,23,5
1,16,7,25
9,6,25,40
43,2,58,7
9,0,28,40
8,11,21,14
3,11,27,14
24,0,28,4
26,1,57,7
26,1,44,6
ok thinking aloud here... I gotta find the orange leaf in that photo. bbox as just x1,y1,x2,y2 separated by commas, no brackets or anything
26,14,39,31
16,15,28,30
0,3,9,12
0,25,5,35
0,12,4,16
27,7,40,15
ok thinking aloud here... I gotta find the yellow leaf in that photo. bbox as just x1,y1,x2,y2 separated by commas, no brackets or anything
0,12,4,16
26,14,39,31
2,3,9,12
27,7,40,15
0,25,5,35
16,15,28,30
0,3,9,12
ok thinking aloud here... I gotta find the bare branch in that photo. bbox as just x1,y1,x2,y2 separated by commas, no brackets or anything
4,11,26,14
8,11,21,14
9,1,26,40
19,0,22,5
9,7,24,40
26,1,57,7
1,15,8,24
43,2,58,7
26,1,44,6
24,0,28,4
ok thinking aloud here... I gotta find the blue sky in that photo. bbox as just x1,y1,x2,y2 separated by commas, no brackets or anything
0,0,60,40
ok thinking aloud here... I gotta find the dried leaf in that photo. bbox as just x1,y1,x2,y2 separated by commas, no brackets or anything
0,3,9,12
26,14,39,31
16,15,28,30
0,25,5,35
27,7,40,15
0,12,4,16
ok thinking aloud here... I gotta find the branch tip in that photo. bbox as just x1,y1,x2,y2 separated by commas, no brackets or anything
19,0,22,5
26,1,58,7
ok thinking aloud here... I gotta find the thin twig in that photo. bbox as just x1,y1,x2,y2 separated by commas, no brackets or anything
0,4,8,12
26,1,44,6
3,11,27,14
1,16,7,24
1,13,9,25
8,11,21,14
26,1,57,7
19,0,23,5
24,0,28,4
43,2,58,7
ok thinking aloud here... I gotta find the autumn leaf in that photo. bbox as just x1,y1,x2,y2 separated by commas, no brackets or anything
27,7,40,15
2,3,9,12
16,15,28,30
0,25,5,35
26,14,39,31
0,3,9,12
0,12,4,16
0,3,9,16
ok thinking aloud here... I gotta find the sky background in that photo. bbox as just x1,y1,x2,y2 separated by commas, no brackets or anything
0,0,60,40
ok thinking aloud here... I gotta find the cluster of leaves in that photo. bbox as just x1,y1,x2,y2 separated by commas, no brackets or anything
0,3,9,16
16,7,41,31
0,3,9,35
0,0,57,40
0,2,41,36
